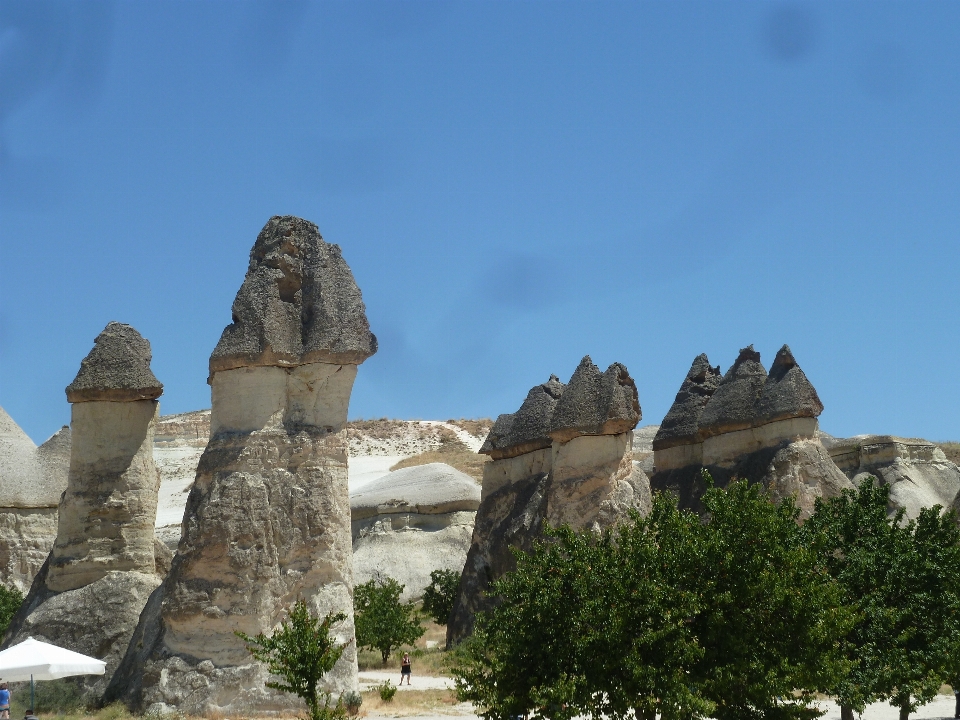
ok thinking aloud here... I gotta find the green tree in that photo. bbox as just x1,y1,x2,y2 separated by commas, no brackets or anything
690,477,853,720
805,477,960,720
354,576,424,665
236,599,350,720
421,569,461,625
453,476,852,720
0,584,23,636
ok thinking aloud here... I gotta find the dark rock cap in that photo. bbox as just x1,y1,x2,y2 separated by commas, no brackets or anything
548,356,641,443
209,216,377,377
653,353,722,451
66,322,163,403
697,345,766,439
478,375,566,460
754,345,823,425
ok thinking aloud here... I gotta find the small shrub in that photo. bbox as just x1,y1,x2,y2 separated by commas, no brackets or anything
422,569,460,625
342,690,362,714
378,681,397,702
0,585,23,636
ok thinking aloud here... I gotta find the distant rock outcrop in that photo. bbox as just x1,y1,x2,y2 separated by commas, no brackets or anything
351,463,480,601
651,345,851,518
3,322,166,698
823,435,960,521
0,409,68,592
448,357,649,646
107,216,374,717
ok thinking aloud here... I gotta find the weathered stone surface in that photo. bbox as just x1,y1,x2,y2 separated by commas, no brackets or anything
351,463,480,520
653,354,721,451
825,435,960,521
106,425,358,714
0,412,70,591
447,472,549,647
650,437,853,520
480,376,565,460
351,463,480,601
6,570,161,696
209,216,376,375
65,323,163,403
698,346,767,438
754,345,823,425
549,357,641,443
480,447,552,501
547,432,651,530
47,399,161,592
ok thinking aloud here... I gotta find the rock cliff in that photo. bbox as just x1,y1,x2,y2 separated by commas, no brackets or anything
448,358,649,646
3,322,166,698
107,216,374,716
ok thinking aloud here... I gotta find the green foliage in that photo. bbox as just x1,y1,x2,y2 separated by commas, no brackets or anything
453,475,853,720
236,599,349,720
805,477,960,719
342,690,362,714
377,680,398,702
11,678,88,715
354,576,425,665
0,584,23,636
421,569,461,625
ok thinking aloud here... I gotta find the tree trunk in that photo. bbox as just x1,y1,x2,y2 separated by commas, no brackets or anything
382,648,389,665
895,695,910,720
840,704,854,720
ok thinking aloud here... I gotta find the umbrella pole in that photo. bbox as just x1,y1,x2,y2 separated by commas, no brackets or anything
30,673,33,712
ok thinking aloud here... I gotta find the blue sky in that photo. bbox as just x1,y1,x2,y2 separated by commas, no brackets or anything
2,0,958,445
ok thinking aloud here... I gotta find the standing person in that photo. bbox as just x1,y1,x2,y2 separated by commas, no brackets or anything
0,682,10,719
400,652,412,686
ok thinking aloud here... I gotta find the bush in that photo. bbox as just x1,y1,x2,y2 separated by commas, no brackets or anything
0,585,23,636
236,599,350,720
354,576,424,665
421,569,461,625
342,690,362,714
377,680,397,702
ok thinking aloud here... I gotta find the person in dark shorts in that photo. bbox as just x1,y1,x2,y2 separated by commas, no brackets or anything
0,683,9,719
400,652,412,685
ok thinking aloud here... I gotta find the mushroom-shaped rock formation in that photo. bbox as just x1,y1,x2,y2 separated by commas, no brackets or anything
548,357,640,444
65,322,163,403
697,345,767,439
209,215,377,375
351,463,481,602
754,345,824,425
107,216,372,717
3,323,165,700
653,354,722,451
480,375,565,460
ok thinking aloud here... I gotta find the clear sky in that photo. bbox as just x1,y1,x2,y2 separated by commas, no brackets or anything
2,1,958,445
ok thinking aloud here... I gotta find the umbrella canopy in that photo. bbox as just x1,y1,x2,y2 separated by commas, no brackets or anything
0,638,105,681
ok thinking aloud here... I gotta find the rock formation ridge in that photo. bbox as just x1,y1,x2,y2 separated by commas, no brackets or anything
447,356,648,646
107,216,373,716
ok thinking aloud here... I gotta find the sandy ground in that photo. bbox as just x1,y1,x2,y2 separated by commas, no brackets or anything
358,671,454,691
815,696,957,720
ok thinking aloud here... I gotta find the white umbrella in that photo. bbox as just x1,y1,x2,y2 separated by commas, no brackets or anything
0,637,106,710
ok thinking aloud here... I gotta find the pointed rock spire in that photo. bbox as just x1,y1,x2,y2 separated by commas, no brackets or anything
698,345,767,438
209,215,377,376
65,322,163,403
653,353,722,451
548,356,641,443
754,345,823,424
480,375,566,459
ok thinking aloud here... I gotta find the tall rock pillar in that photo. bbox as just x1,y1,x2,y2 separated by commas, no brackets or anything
108,216,376,716
2,322,166,698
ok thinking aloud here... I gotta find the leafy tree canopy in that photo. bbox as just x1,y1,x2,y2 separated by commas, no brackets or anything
0,585,23,636
421,569,461,626
236,599,349,720
354,576,424,665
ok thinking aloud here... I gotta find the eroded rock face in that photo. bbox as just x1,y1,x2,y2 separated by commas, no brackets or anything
108,216,371,715
480,376,565,460
651,345,850,516
448,357,647,647
0,410,70,592
351,463,480,601
653,354,721,451
209,215,377,374
2,323,166,699
823,435,960,521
